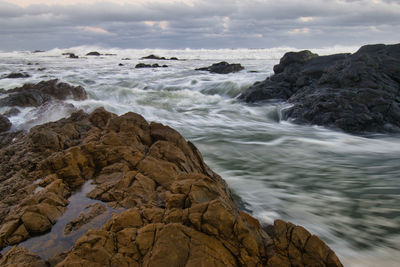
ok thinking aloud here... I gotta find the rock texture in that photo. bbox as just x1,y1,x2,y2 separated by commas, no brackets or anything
0,108,342,266
196,61,244,74
64,203,107,235
239,43,400,134
0,79,87,108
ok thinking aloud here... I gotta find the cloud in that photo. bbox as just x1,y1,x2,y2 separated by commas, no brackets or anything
0,0,399,50
77,26,112,35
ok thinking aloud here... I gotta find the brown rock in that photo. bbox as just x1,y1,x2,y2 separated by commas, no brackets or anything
64,203,107,234
21,211,52,234
0,115,11,133
0,246,47,267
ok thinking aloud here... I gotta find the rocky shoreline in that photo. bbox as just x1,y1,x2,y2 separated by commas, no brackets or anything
239,43,400,134
0,102,342,266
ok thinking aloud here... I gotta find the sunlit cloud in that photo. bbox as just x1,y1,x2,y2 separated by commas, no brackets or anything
77,26,112,35
288,28,310,34
298,16,314,22
143,20,169,30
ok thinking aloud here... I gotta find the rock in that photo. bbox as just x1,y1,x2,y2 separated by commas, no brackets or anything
0,79,87,107
86,51,101,56
64,203,107,234
2,73,30,79
0,246,47,267
62,53,78,59
3,107,20,117
121,58,131,60
135,63,167,68
140,54,178,60
0,115,11,133
0,108,342,266
196,61,244,74
239,43,400,134
32,50,45,53
267,220,343,267
118,63,124,66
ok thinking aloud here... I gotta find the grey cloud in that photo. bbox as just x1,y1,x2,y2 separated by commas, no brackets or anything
0,0,399,51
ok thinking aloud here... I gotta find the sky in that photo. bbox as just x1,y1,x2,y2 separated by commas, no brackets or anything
0,0,399,51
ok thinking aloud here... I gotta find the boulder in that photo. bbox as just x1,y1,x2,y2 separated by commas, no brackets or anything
62,53,78,59
0,108,342,266
0,79,87,107
196,61,244,74
239,43,400,134
0,115,11,133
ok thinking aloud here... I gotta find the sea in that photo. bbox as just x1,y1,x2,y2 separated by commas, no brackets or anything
0,46,399,266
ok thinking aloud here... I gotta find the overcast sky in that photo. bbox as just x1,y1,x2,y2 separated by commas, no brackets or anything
0,0,399,51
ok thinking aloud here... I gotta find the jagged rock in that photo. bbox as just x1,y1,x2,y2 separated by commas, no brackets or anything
64,203,107,235
0,108,342,266
196,61,244,74
239,43,400,134
0,79,87,107
2,73,30,79
86,51,101,56
3,107,20,117
135,63,168,68
0,115,11,133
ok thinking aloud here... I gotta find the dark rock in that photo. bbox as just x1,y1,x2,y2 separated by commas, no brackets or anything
37,68,46,71
118,63,124,66
3,107,20,117
86,51,101,56
0,79,87,107
121,58,131,60
196,61,244,74
104,53,116,56
141,54,179,60
135,63,167,68
2,73,30,79
239,43,400,134
32,50,45,53
0,115,11,133
62,53,79,59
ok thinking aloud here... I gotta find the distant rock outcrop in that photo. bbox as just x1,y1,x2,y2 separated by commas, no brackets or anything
239,43,400,134
196,61,244,74
135,63,168,68
0,108,341,266
141,54,179,60
86,51,101,56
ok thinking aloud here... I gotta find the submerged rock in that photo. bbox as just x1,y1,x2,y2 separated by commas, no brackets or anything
64,203,107,235
0,108,342,266
0,79,87,107
196,61,244,74
239,43,400,134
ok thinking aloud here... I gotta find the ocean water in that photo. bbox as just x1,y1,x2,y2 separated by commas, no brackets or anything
1,46,399,266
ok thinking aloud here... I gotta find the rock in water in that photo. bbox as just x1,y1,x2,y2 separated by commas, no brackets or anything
0,79,87,107
239,43,400,134
0,108,342,266
196,61,244,74
2,73,30,79
86,51,101,56
0,115,12,133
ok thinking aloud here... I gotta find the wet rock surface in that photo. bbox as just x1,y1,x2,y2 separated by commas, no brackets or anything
239,43,400,134
0,108,342,266
0,79,87,108
196,61,244,74
64,203,107,235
